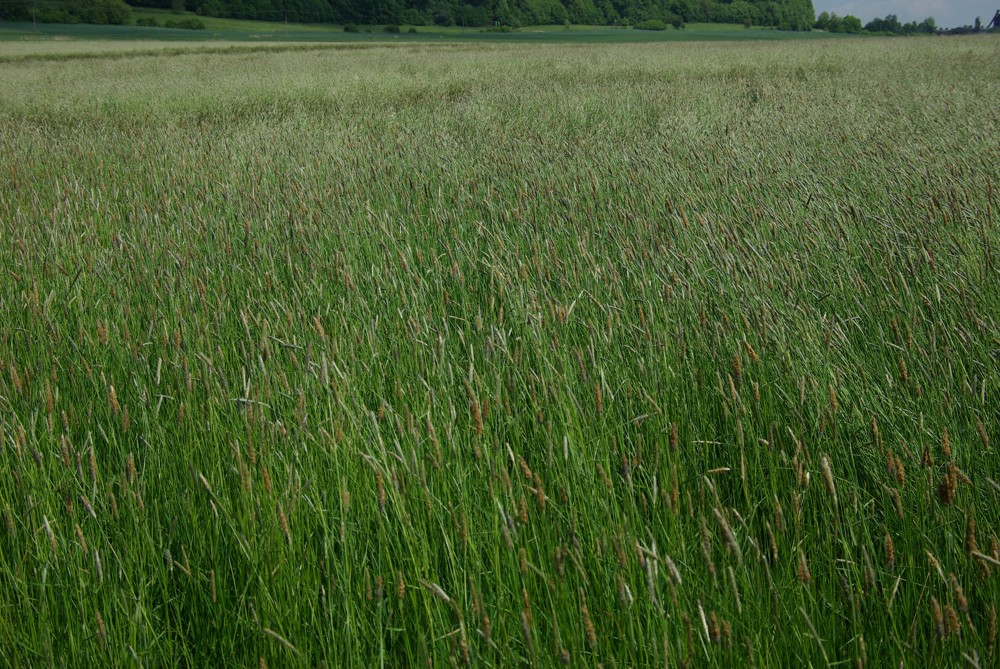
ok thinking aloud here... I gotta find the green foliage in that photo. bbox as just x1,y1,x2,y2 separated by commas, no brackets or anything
112,0,818,29
1,0,134,25
814,11,862,33
865,14,937,35
633,18,668,30
383,23,400,32
343,22,359,32
840,14,862,33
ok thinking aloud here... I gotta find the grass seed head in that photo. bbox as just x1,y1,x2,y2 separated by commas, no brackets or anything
713,507,742,563
43,515,57,554
470,399,483,435
965,510,978,557
580,588,596,648
989,604,997,659
950,573,968,612
976,417,990,450
931,597,945,639
920,444,934,467
95,610,106,646
277,503,291,544
938,463,957,505
376,471,386,512
797,548,811,584
884,533,895,571
944,603,960,637
74,523,88,555
820,454,837,507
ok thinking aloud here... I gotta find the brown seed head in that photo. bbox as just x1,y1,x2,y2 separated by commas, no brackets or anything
988,604,997,659
533,472,546,512
797,548,812,584
894,454,905,487
820,454,838,507
976,417,990,450
95,610,106,644
944,603,960,637
950,573,968,612
376,471,386,512
938,463,957,505
965,511,978,557
277,503,291,544
884,533,895,571
581,589,596,648
74,523,88,555
471,400,483,435
931,596,945,639
709,611,721,644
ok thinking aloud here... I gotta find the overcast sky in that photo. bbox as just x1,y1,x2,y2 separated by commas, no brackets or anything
812,0,998,27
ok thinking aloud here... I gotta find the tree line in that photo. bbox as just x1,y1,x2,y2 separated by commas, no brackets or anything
132,0,818,30
2,0,953,37
815,12,937,35
0,0,818,30
0,0,132,23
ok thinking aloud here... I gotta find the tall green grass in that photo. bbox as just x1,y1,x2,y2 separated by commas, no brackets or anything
0,37,998,667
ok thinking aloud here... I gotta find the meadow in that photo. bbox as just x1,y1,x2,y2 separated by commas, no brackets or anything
0,16,846,49
0,35,998,667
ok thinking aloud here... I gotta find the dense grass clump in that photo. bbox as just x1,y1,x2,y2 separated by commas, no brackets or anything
0,37,998,667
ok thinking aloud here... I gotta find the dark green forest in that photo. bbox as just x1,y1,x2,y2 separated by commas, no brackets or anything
0,0,817,29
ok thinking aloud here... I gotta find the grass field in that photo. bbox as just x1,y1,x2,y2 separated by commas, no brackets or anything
1,35,998,667
0,14,846,48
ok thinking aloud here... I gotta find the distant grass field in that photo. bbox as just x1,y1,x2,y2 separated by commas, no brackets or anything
0,13,844,46
1,36,998,668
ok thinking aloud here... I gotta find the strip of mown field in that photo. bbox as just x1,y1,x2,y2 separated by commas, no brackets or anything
0,18,843,48
0,37,998,667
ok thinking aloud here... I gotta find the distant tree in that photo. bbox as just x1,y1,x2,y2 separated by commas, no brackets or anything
198,0,225,15
729,1,752,26
840,14,861,33
865,13,936,35
633,18,667,29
